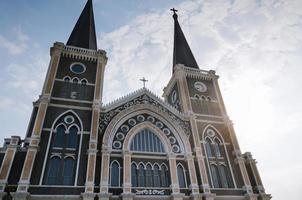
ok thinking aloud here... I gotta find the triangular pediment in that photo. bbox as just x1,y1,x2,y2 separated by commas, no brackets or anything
99,88,190,135
103,88,185,118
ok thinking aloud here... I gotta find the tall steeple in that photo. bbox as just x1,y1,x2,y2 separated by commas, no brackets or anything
67,0,97,50
172,8,199,72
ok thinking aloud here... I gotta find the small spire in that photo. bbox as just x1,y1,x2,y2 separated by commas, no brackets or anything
171,8,199,72
67,0,97,50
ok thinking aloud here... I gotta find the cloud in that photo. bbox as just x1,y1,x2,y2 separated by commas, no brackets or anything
99,0,302,199
0,26,29,55
5,55,48,96
0,97,31,114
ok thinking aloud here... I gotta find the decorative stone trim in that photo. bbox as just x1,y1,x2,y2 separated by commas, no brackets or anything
100,92,191,137
61,44,107,62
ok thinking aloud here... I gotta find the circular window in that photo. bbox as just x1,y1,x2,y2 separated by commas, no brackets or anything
172,145,180,153
147,116,155,123
128,119,136,126
171,90,177,103
116,132,125,141
137,115,145,122
64,115,74,124
163,128,170,135
207,129,216,137
70,63,86,74
121,125,129,133
169,136,176,144
155,121,163,129
194,81,207,92
113,141,122,149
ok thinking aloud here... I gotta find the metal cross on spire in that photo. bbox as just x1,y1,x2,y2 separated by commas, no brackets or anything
170,8,178,14
140,77,148,88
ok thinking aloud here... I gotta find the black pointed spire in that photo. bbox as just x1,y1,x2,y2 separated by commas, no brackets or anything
172,9,199,72
67,0,97,50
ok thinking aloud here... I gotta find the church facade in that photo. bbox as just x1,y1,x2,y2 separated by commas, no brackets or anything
0,1,271,200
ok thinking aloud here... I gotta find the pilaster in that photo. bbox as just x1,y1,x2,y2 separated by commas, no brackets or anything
244,152,265,193
122,151,132,194
83,101,100,193
99,149,111,194
233,150,254,195
0,136,20,192
83,48,107,194
185,153,199,194
168,153,180,194
16,42,63,193
173,64,192,113
195,150,211,194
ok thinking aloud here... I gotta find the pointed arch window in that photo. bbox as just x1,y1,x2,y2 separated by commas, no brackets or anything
130,129,165,153
153,165,161,187
213,139,221,157
44,113,82,186
205,138,213,157
46,157,61,185
53,125,65,147
145,164,153,187
204,127,235,189
160,164,169,187
177,164,187,188
110,161,120,187
64,76,71,82
210,165,220,188
131,164,138,187
67,126,78,148
138,164,145,187
62,157,75,185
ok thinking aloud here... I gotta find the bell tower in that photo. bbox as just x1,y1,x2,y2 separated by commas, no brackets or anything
12,1,107,199
163,9,266,200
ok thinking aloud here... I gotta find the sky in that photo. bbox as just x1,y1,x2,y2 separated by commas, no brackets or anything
0,0,301,199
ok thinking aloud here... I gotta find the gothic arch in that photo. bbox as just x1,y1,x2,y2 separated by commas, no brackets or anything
123,122,172,153
202,124,237,188
102,104,192,154
39,109,83,186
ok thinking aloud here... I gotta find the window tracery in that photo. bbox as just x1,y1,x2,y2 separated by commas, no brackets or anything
110,160,121,187
44,112,81,185
130,162,170,188
130,129,165,153
204,127,234,188
112,114,181,153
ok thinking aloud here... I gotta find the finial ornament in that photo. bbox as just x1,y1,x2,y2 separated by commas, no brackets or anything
170,8,178,19
140,77,148,88
170,8,178,14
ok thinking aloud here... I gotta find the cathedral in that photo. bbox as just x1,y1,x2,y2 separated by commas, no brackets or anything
0,1,271,200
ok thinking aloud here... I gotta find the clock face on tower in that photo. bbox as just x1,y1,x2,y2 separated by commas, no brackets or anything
194,81,207,92
171,90,178,104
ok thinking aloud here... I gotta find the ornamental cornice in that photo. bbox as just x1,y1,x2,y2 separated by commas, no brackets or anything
53,43,108,62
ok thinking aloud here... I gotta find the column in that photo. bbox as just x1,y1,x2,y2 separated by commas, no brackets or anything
121,151,134,200
82,52,106,200
185,153,202,200
173,65,191,113
244,153,271,200
226,121,255,196
168,153,184,200
82,103,99,200
0,136,20,198
98,149,111,200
